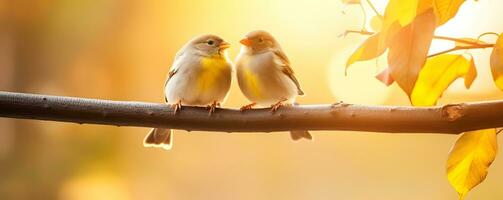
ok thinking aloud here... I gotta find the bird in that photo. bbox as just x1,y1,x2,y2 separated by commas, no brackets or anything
235,30,312,141
144,34,233,150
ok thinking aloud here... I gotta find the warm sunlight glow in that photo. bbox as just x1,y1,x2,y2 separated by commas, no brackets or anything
329,48,391,104
3,0,503,199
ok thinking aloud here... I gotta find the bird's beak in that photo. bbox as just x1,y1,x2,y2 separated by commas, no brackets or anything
219,41,231,50
240,38,252,46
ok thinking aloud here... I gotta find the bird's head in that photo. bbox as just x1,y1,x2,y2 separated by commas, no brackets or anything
239,30,279,53
189,34,230,57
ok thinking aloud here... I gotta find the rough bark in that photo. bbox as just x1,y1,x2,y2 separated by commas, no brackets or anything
1,91,502,134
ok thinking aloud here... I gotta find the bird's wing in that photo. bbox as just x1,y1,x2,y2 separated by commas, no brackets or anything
163,50,185,103
163,68,179,103
273,49,305,95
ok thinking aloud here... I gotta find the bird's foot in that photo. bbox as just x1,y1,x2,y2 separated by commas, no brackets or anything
270,99,288,113
240,102,256,112
171,100,182,114
206,101,219,115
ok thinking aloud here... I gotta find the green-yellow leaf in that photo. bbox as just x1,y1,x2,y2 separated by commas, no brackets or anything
387,9,436,95
490,33,503,91
411,54,477,106
447,129,498,200
433,0,466,26
346,33,386,70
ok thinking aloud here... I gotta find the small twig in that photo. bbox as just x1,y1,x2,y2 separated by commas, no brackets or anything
365,0,382,18
432,35,490,46
342,30,494,46
427,44,494,58
339,30,374,38
478,32,500,41
359,3,368,32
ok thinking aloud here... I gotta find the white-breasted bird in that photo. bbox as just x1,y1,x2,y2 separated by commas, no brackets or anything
144,34,233,150
235,30,312,141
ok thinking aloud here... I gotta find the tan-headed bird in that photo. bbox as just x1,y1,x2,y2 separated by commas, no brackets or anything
235,30,312,141
144,34,233,150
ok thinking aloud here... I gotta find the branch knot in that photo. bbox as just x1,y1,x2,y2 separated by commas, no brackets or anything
442,104,465,122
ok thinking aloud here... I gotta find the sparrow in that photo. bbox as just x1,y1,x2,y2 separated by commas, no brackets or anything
235,30,312,141
144,34,233,150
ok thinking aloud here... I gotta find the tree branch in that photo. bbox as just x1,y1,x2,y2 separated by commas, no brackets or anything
1,91,503,134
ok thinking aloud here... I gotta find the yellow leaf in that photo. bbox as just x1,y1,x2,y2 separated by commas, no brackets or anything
387,9,437,95
447,129,498,200
411,54,477,106
341,0,360,4
375,68,394,86
455,38,488,47
380,0,416,49
382,0,433,28
380,0,434,47
490,33,503,91
370,15,383,32
346,33,386,70
433,0,466,26
418,0,435,16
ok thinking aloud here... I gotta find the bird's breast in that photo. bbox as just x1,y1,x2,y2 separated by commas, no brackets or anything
197,57,230,91
242,67,262,98
236,51,297,105
237,52,278,101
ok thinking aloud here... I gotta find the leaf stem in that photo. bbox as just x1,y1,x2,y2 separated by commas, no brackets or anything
433,35,489,46
339,30,374,38
360,3,368,32
427,44,495,58
365,0,382,18
477,32,500,41
342,29,494,46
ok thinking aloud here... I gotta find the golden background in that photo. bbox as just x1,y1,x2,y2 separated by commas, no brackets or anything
1,0,502,199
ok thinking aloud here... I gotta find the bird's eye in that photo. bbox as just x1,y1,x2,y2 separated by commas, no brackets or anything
207,40,215,45
258,38,264,43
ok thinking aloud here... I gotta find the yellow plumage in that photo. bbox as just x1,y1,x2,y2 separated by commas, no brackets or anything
198,56,229,91
146,34,233,150
243,68,262,98
235,30,312,141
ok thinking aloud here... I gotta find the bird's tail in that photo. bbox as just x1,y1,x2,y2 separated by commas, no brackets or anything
290,130,313,141
143,128,173,150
